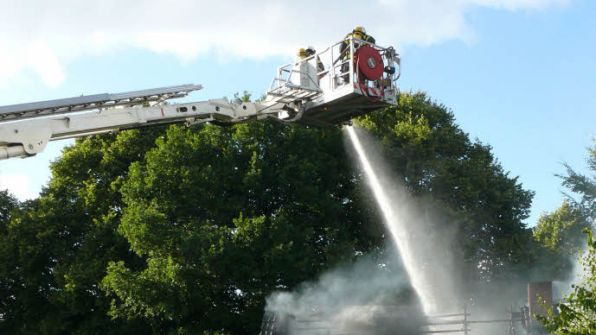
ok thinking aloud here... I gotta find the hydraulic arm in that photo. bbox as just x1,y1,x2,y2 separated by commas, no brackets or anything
0,37,400,160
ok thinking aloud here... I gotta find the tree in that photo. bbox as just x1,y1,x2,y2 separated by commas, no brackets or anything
540,230,595,334
0,189,18,233
0,129,162,334
0,92,536,334
535,202,590,254
0,190,19,325
101,92,535,333
560,141,596,222
539,142,596,334
356,92,534,283
532,201,590,280
101,121,368,334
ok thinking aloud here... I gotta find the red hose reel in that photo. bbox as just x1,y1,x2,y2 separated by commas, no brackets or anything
354,45,384,81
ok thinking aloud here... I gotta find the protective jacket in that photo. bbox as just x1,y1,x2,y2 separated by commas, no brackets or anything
340,32,376,59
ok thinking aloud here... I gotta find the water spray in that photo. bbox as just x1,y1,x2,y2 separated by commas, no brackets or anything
345,125,460,316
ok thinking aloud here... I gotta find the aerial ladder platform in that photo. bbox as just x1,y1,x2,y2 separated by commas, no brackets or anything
0,37,400,160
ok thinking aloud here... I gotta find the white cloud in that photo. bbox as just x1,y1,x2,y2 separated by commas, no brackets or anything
26,41,65,87
0,174,38,201
0,0,569,87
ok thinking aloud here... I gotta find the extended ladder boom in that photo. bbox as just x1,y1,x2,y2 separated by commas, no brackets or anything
0,92,289,160
0,84,203,122
0,37,401,160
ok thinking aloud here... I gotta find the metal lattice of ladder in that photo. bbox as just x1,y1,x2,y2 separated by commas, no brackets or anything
0,84,203,121
266,60,322,105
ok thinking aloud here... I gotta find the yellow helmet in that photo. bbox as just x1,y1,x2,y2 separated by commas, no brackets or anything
297,48,307,57
354,26,366,34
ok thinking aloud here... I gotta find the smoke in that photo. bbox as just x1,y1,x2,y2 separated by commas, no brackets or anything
553,238,592,300
464,280,530,335
263,251,425,335
262,126,580,334
343,126,563,335
260,127,465,334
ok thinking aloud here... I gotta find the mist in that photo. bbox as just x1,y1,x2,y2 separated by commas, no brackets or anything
345,126,464,316
263,251,425,335
260,127,464,334
553,237,592,300
260,126,567,334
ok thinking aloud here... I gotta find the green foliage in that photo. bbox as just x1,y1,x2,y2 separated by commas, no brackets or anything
538,142,596,334
357,92,534,282
0,92,536,334
0,189,18,232
534,201,589,254
530,201,591,281
539,231,595,334
0,129,163,334
559,142,596,221
101,122,366,333
0,191,19,326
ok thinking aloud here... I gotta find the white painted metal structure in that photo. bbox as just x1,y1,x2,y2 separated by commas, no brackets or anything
0,37,400,160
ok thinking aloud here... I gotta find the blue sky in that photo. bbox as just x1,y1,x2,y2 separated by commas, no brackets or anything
0,0,594,225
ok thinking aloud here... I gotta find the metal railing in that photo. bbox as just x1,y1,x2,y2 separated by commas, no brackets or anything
267,37,400,102
421,306,531,335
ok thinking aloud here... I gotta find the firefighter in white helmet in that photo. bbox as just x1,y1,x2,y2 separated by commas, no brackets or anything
304,46,325,73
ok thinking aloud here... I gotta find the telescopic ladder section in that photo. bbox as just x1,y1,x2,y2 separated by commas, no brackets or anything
0,87,268,160
0,84,203,122
0,37,401,160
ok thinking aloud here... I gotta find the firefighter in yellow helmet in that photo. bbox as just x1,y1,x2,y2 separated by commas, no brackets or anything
341,26,376,57
338,26,376,82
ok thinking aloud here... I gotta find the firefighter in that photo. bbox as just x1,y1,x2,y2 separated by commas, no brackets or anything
338,26,376,83
293,47,319,89
340,26,376,59
305,46,325,73
304,46,316,57
297,47,308,60
351,26,376,44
